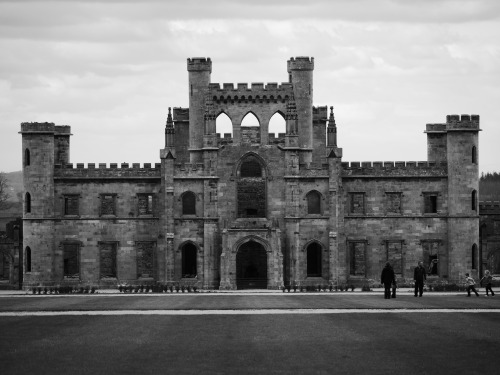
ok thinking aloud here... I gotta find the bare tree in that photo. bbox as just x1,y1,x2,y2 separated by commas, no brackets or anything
0,172,10,210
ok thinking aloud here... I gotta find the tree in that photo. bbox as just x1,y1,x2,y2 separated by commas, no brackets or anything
0,172,10,210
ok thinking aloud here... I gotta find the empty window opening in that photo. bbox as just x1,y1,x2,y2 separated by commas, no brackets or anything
64,195,79,216
25,247,32,272
424,193,438,214
240,159,262,178
216,112,233,137
63,244,79,277
182,243,197,278
472,146,477,164
182,192,196,215
472,190,477,211
138,194,154,215
349,242,366,276
269,112,286,137
24,149,30,166
241,112,260,127
307,243,322,277
100,194,116,216
25,192,31,213
307,191,321,214
99,242,117,279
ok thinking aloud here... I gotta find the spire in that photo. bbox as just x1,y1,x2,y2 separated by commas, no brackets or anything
327,106,337,147
165,107,175,148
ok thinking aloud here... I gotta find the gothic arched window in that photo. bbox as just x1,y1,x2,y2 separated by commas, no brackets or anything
307,191,321,214
182,192,196,215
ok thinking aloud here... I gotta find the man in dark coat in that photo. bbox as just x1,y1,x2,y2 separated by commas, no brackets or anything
414,261,426,297
381,262,396,299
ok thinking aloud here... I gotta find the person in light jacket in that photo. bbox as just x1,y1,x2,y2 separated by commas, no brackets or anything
480,270,495,297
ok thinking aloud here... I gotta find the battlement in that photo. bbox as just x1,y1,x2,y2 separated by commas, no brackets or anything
425,123,446,133
341,161,448,177
54,163,161,179
20,122,56,133
446,114,480,131
187,57,212,72
287,56,314,71
208,82,293,104
479,201,500,214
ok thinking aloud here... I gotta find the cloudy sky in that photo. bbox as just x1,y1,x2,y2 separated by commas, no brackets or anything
1,0,499,174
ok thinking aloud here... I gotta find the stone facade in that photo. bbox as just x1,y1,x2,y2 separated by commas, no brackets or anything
479,201,500,276
20,57,481,289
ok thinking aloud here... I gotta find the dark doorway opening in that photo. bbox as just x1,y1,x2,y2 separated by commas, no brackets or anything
236,241,267,289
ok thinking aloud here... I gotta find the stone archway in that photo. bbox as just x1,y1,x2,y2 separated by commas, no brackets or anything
236,241,267,289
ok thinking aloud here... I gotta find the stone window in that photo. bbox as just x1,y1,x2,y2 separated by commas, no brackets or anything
99,242,117,278
306,242,322,277
24,148,30,167
25,246,31,273
137,242,155,278
182,243,197,278
306,191,321,215
182,192,196,215
0,253,9,279
25,192,31,213
100,194,116,216
240,159,262,178
471,190,477,212
422,241,440,276
472,146,477,164
63,243,79,278
349,193,365,214
138,194,154,216
237,155,266,218
64,195,79,216
386,241,403,275
386,192,402,214
423,193,438,214
348,242,366,276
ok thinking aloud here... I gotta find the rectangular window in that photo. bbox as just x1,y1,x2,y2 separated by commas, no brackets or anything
137,242,155,278
423,193,438,214
99,242,117,278
100,194,116,216
493,221,500,235
349,193,365,214
386,241,403,274
422,241,439,275
63,243,79,277
386,192,402,214
349,242,366,276
138,194,154,216
64,195,79,216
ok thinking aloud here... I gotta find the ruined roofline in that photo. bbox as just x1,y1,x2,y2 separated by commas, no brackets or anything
54,163,161,179
341,161,448,177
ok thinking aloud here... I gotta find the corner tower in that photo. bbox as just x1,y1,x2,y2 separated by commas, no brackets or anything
187,57,212,163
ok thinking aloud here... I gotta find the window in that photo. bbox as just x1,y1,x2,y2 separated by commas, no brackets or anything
349,193,365,214
423,193,438,214
64,195,79,216
237,155,266,218
306,242,322,277
494,221,500,235
25,247,32,272
386,241,403,274
99,242,117,278
137,242,155,278
138,194,154,216
182,192,196,215
25,192,31,213
182,243,197,278
240,159,262,177
349,242,366,276
63,243,79,277
24,148,30,166
269,112,286,137
386,192,402,214
472,146,477,164
422,241,440,275
471,190,477,212
100,194,116,216
472,244,478,270
307,191,321,215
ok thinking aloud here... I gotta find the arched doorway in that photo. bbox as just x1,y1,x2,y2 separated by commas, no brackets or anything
236,241,267,289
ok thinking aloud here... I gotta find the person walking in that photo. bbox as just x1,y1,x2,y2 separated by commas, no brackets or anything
480,270,495,297
381,262,396,299
465,273,479,297
414,261,426,297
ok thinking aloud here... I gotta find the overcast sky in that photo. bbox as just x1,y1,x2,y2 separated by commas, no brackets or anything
1,0,499,174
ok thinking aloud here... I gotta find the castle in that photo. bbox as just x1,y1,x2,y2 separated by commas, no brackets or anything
20,57,481,289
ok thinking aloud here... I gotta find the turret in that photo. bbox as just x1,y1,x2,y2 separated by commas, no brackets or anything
187,57,212,163
165,107,175,150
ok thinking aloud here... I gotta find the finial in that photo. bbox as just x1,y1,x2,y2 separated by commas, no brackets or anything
328,106,336,127
166,107,173,126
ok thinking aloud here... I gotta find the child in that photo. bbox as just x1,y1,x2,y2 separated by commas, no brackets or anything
480,270,495,297
465,273,479,297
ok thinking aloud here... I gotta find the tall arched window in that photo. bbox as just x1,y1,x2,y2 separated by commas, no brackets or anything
182,243,197,278
24,148,30,166
237,155,266,218
472,190,477,211
269,112,286,137
25,246,32,272
182,192,196,215
216,112,232,137
472,146,477,164
472,244,478,270
307,191,321,214
307,242,322,277
25,192,31,213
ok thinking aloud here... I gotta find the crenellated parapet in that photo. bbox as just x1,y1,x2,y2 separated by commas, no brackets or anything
54,163,161,179
187,57,212,72
287,56,314,71
446,114,480,131
341,161,448,177
208,82,293,104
